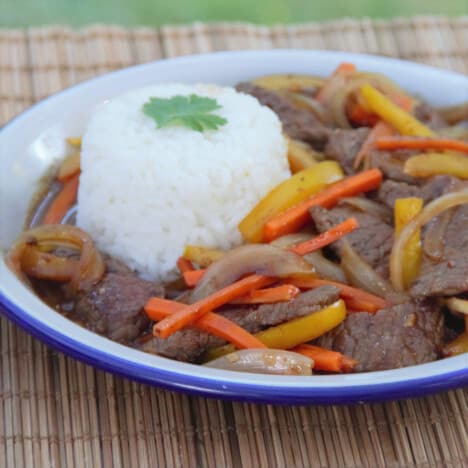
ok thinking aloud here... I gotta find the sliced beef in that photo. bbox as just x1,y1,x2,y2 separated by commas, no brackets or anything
369,150,418,184
73,272,164,343
377,176,459,209
413,102,448,130
236,82,329,147
323,128,369,174
316,300,444,371
139,286,340,362
411,205,468,297
310,205,393,277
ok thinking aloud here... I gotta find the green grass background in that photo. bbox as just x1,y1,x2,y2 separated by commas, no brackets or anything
1,0,466,27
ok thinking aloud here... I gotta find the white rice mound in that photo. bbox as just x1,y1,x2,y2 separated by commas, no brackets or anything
77,83,290,281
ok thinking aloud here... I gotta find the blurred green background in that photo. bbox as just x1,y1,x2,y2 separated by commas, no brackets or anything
1,0,466,27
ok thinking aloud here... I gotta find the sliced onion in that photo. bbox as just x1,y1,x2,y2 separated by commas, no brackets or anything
390,190,468,291
422,208,454,261
204,349,313,375
445,297,468,316
191,244,314,301
438,125,468,141
339,197,392,224
270,232,314,248
287,92,330,125
303,251,347,283
340,240,391,297
7,224,105,291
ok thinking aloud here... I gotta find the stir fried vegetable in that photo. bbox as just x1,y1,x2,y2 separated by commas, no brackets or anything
7,224,105,291
292,344,357,372
206,300,347,360
43,174,79,225
66,136,82,147
376,136,468,153
443,333,468,356
239,161,343,242
145,298,266,350
183,245,224,267
316,63,356,103
204,349,313,375
390,190,468,291
404,152,468,179
230,284,300,305
252,74,325,92
263,169,382,242
394,198,424,289
286,138,322,173
360,84,434,137
57,152,81,182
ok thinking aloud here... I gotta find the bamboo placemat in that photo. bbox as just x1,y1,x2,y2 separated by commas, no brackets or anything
1,17,468,468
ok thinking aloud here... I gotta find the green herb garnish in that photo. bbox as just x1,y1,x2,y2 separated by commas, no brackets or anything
142,94,227,132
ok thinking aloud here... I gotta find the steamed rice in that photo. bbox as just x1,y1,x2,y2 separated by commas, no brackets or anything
77,83,289,281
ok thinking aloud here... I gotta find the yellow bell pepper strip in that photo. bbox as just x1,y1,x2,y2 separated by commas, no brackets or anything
404,152,468,179
394,197,424,289
360,84,435,137
252,74,325,92
238,161,344,243
286,137,322,173
205,299,347,360
66,136,82,147
183,245,225,268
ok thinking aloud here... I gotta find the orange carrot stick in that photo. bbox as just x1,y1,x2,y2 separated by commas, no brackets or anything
375,137,468,154
183,269,206,287
153,274,274,338
42,174,79,225
177,257,195,274
288,277,387,313
263,169,382,242
353,121,394,170
145,298,266,350
230,284,300,305
290,218,358,255
347,103,379,127
292,344,356,372
316,63,356,103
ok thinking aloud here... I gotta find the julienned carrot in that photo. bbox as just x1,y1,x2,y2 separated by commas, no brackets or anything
177,257,195,274
375,137,468,154
316,62,356,103
290,218,358,256
183,219,360,288
183,269,205,287
292,344,353,372
42,174,79,225
288,277,387,313
230,284,300,305
153,274,274,338
263,168,383,242
145,298,266,350
353,121,394,170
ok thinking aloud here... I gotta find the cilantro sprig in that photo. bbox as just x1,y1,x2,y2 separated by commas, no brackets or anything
142,94,227,132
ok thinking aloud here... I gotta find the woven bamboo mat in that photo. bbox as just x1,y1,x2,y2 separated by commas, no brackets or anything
1,17,468,468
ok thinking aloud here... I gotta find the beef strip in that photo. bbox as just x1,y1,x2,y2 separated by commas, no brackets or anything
316,300,444,371
369,150,418,184
323,128,370,174
310,205,394,277
411,205,468,297
236,82,329,147
139,286,340,362
72,271,164,343
377,176,459,209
